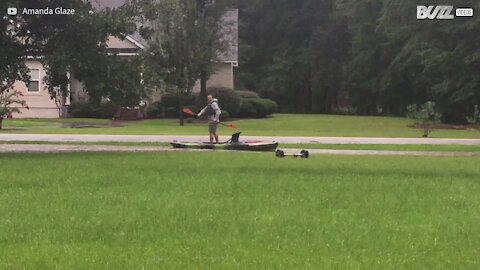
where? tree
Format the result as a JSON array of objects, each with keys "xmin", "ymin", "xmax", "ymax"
[
  {"xmin": 235, "ymin": 0, "xmax": 480, "ymax": 123},
  {"xmin": 406, "ymin": 101, "xmax": 442, "ymax": 138},
  {"xmin": 309, "ymin": 0, "xmax": 350, "ymax": 113},
  {"xmin": 141, "ymin": 0, "xmax": 200, "ymax": 125},
  {"xmin": 134, "ymin": 0, "xmax": 231, "ymax": 125},
  {"xmin": 195, "ymin": 0, "xmax": 233, "ymax": 103},
  {"xmin": 379, "ymin": 0, "xmax": 480, "ymax": 122},
  {"xmin": 236, "ymin": 0, "xmax": 349, "ymax": 113},
  {"xmin": 38, "ymin": 2, "xmax": 139, "ymax": 109},
  {"xmin": 1, "ymin": 1, "xmax": 30, "ymax": 96},
  {"xmin": 0, "ymin": 90, "xmax": 29, "ymax": 130},
  {"xmin": 343, "ymin": 0, "xmax": 386, "ymax": 115},
  {"xmin": 2, "ymin": 0, "xmax": 139, "ymax": 114}
]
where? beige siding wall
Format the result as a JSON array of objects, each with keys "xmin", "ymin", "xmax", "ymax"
[
  {"xmin": 11, "ymin": 60, "xmax": 59, "ymax": 118},
  {"xmin": 70, "ymin": 77, "xmax": 89, "ymax": 103},
  {"xmin": 193, "ymin": 63, "xmax": 235, "ymax": 93}
]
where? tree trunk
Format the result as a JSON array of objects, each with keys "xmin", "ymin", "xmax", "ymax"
[
  {"xmin": 0, "ymin": 117, "xmax": 3, "ymax": 130},
  {"xmin": 179, "ymin": 108, "xmax": 185, "ymax": 126},
  {"xmin": 200, "ymin": 70, "xmax": 208, "ymax": 103},
  {"xmin": 179, "ymin": 93, "xmax": 185, "ymax": 126}
]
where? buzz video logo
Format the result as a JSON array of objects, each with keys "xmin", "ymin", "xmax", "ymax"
[
  {"xmin": 7, "ymin": 7, "xmax": 18, "ymax": 16},
  {"xmin": 417, "ymin": 5, "xmax": 474, "ymax": 20},
  {"xmin": 417, "ymin": 5, "xmax": 454, "ymax": 20}
]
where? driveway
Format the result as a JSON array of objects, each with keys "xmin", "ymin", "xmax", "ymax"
[{"xmin": 1, "ymin": 134, "xmax": 480, "ymax": 145}]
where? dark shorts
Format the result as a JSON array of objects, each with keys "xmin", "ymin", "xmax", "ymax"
[{"xmin": 209, "ymin": 121, "xmax": 218, "ymax": 133}]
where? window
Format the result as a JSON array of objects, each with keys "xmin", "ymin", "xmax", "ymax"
[{"xmin": 28, "ymin": 68, "xmax": 40, "ymax": 92}]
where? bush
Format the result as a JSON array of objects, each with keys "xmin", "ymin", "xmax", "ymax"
[
  {"xmin": 466, "ymin": 105, "xmax": 480, "ymax": 125},
  {"xmin": 238, "ymin": 98, "xmax": 278, "ymax": 118},
  {"xmin": 145, "ymin": 101, "xmax": 162, "ymax": 118},
  {"xmin": 252, "ymin": 98, "xmax": 277, "ymax": 117},
  {"xmin": 198, "ymin": 87, "xmax": 241, "ymax": 117},
  {"xmin": 236, "ymin": 90, "xmax": 260, "ymax": 99},
  {"xmin": 220, "ymin": 110, "xmax": 230, "ymax": 121},
  {"xmin": 239, "ymin": 99, "xmax": 256, "ymax": 118},
  {"xmin": 332, "ymin": 106, "xmax": 358, "ymax": 115},
  {"xmin": 69, "ymin": 102, "xmax": 117, "ymax": 119},
  {"xmin": 163, "ymin": 107, "xmax": 180, "ymax": 118},
  {"xmin": 160, "ymin": 92, "xmax": 196, "ymax": 118},
  {"xmin": 406, "ymin": 101, "xmax": 442, "ymax": 137}
]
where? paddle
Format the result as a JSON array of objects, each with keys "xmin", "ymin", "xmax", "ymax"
[{"xmin": 182, "ymin": 108, "xmax": 238, "ymax": 129}]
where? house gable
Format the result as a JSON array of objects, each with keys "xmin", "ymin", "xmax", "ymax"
[
  {"xmin": 106, "ymin": 36, "xmax": 140, "ymax": 49},
  {"xmin": 106, "ymin": 35, "xmax": 145, "ymax": 55}
]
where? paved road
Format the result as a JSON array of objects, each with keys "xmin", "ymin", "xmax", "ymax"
[
  {"xmin": 1, "ymin": 144, "xmax": 479, "ymax": 157},
  {"xmin": 1, "ymin": 134, "xmax": 480, "ymax": 145}
]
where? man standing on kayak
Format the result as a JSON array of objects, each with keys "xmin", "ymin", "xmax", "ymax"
[{"xmin": 198, "ymin": 95, "xmax": 222, "ymax": 144}]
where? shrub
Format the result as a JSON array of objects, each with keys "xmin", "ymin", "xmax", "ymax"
[
  {"xmin": 145, "ymin": 101, "xmax": 162, "ymax": 118},
  {"xmin": 220, "ymin": 110, "xmax": 230, "ymax": 121},
  {"xmin": 0, "ymin": 90, "xmax": 30, "ymax": 129},
  {"xmin": 69, "ymin": 101, "xmax": 117, "ymax": 119},
  {"xmin": 466, "ymin": 105, "xmax": 480, "ymax": 125},
  {"xmin": 199, "ymin": 87, "xmax": 241, "ymax": 117},
  {"xmin": 406, "ymin": 101, "xmax": 442, "ymax": 137},
  {"xmin": 238, "ymin": 98, "xmax": 278, "ymax": 118},
  {"xmin": 252, "ymin": 98, "xmax": 277, "ymax": 117},
  {"xmin": 238, "ymin": 99, "xmax": 256, "ymax": 118},
  {"xmin": 332, "ymin": 106, "xmax": 358, "ymax": 115},
  {"xmin": 163, "ymin": 107, "xmax": 179, "ymax": 118},
  {"xmin": 160, "ymin": 92, "xmax": 196, "ymax": 118},
  {"xmin": 236, "ymin": 90, "xmax": 260, "ymax": 99}
]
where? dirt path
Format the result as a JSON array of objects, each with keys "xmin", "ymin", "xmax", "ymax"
[
  {"xmin": 1, "ymin": 144, "xmax": 479, "ymax": 157},
  {"xmin": 0, "ymin": 144, "xmax": 179, "ymax": 153}
]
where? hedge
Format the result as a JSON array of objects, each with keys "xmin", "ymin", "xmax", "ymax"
[
  {"xmin": 69, "ymin": 102, "xmax": 117, "ymax": 119},
  {"xmin": 236, "ymin": 90, "xmax": 260, "ymax": 99},
  {"xmin": 238, "ymin": 98, "xmax": 278, "ymax": 118}
]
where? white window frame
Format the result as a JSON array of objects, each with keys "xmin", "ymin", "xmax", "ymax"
[{"xmin": 27, "ymin": 68, "xmax": 40, "ymax": 92}]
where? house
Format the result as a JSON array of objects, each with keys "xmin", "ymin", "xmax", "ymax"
[{"xmin": 11, "ymin": 1, "xmax": 238, "ymax": 118}]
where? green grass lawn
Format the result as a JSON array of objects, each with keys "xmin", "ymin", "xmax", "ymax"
[
  {"xmin": 1, "ymin": 152, "xmax": 479, "ymax": 269},
  {"xmin": 2, "ymin": 114, "xmax": 480, "ymax": 138}
]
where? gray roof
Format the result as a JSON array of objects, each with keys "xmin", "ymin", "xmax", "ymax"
[{"xmin": 90, "ymin": 0, "xmax": 126, "ymax": 9}]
